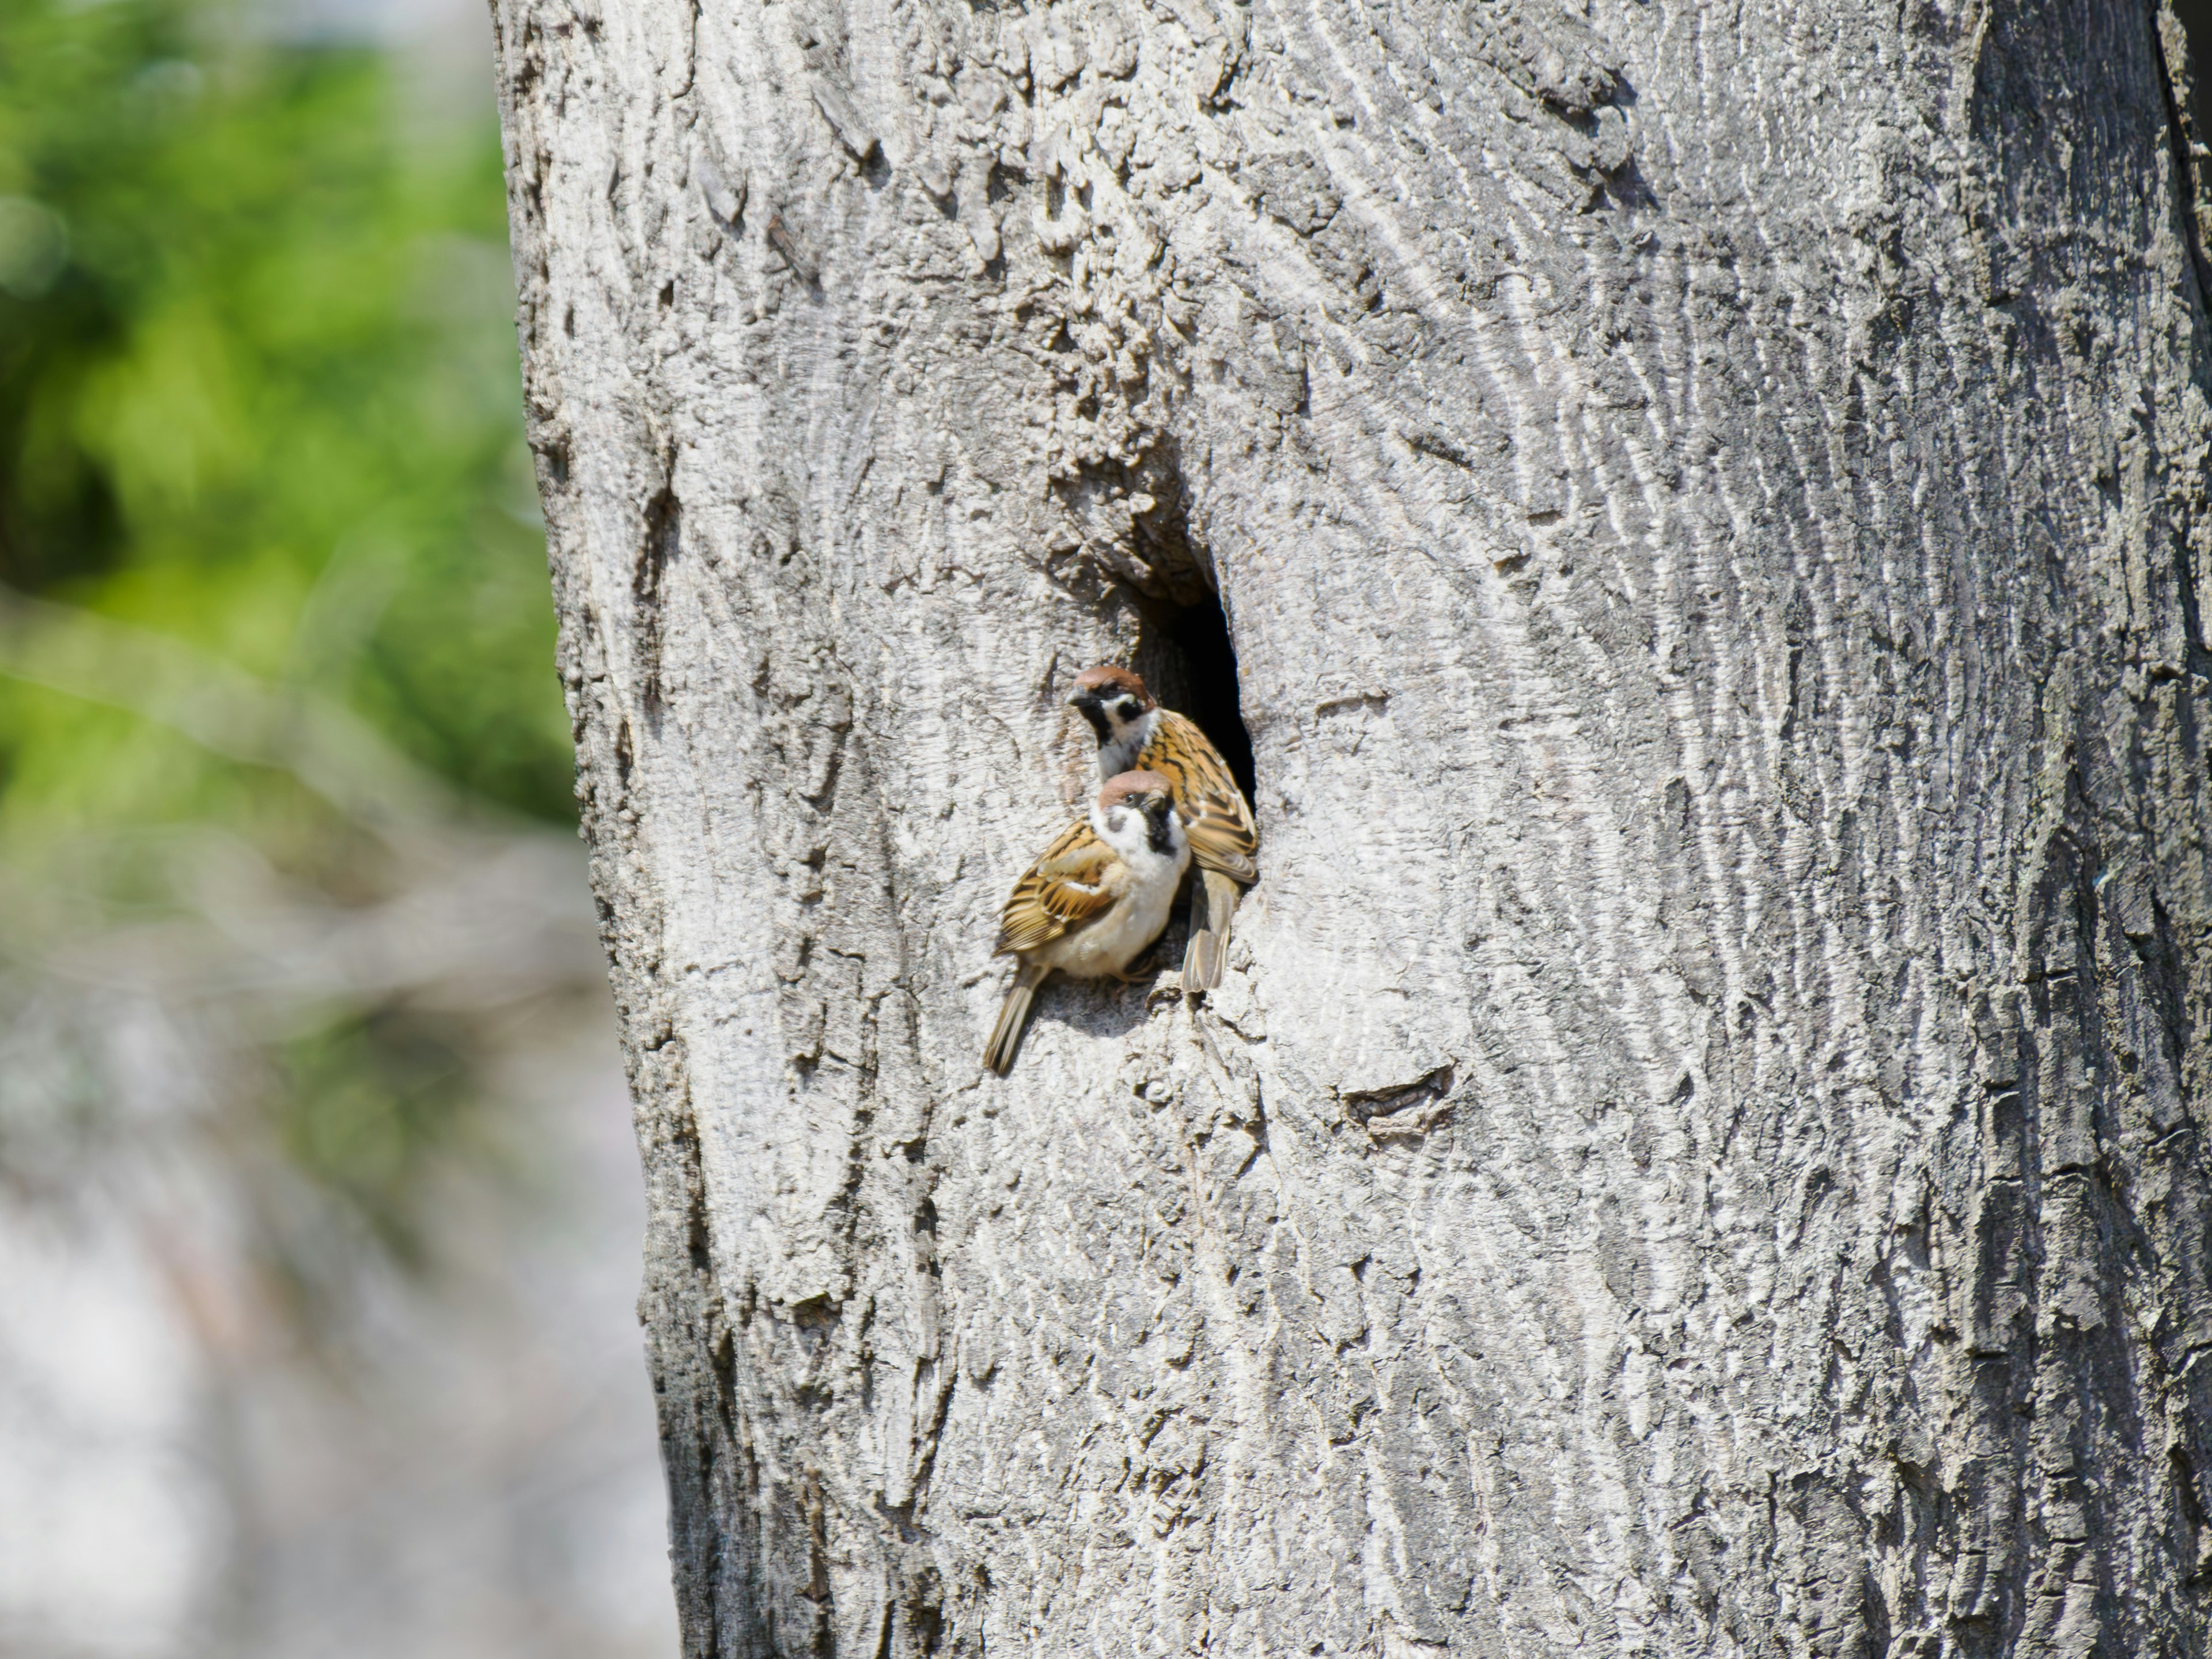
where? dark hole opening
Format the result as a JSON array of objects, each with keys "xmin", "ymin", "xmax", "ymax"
[
  {"xmin": 1131, "ymin": 584, "xmax": 1257, "ymax": 808},
  {"xmin": 2179, "ymin": 1, "xmax": 2212, "ymax": 147}
]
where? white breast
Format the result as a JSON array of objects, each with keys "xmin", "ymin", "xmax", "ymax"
[
  {"xmin": 1096, "ymin": 709, "xmax": 1160, "ymax": 781},
  {"xmin": 1035, "ymin": 802, "xmax": 1188, "ymax": 979}
]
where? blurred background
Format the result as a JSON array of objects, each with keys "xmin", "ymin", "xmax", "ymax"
[{"xmin": 0, "ymin": 0, "xmax": 677, "ymax": 1650}]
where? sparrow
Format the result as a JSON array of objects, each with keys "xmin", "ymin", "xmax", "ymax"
[
  {"xmin": 1067, "ymin": 664, "xmax": 1257, "ymax": 991},
  {"xmin": 983, "ymin": 770, "xmax": 1191, "ymax": 1075}
]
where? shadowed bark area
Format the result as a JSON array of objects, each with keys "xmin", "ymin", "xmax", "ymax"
[{"xmin": 493, "ymin": 0, "xmax": 2212, "ymax": 1650}]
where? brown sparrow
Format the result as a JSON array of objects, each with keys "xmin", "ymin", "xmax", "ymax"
[
  {"xmin": 1067, "ymin": 665, "xmax": 1257, "ymax": 991},
  {"xmin": 983, "ymin": 770, "xmax": 1191, "ymax": 1075}
]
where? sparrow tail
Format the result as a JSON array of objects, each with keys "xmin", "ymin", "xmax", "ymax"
[
  {"xmin": 1181, "ymin": 869, "xmax": 1243, "ymax": 993},
  {"xmin": 984, "ymin": 961, "xmax": 1052, "ymax": 1075}
]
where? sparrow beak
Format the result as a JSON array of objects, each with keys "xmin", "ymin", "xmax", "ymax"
[{"xmin": 1067, "ymin": 691, "xmax": 1100, "ymax": 711}]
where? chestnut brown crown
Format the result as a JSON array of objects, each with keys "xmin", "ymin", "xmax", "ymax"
[
  {"xmin": 1096, "ymin": 769, "xmax": 1174, "ymax": 810},
  {"xmin": 1069, "ymin": 665, "xmax": 1157, "ymax": 710}
]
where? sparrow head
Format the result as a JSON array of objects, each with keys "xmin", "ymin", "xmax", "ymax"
[
  {"xmin": 1067, "ymin": 664, "xmax": 1157, "ymax": 746},
  {"xmin": 1094, "ymin": 768, "xmax": 1184, "ymax": 857}
]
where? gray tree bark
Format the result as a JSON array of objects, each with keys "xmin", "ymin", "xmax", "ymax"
[{"xmin": 491, "ymin": 0, "xmax": 2212, "ymax": 1649}]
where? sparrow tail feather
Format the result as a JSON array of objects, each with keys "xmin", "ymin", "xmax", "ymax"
[
  {"xmin": 1183, "ymin": 927, "xmax": 1224, "ymax": 991},
  {"xmin": 984, "ymin": 961, "xmax": 1052, "ymax": 1075},
  {"xmin": 1181, "ymin": 869, "xmax": 1243, "ymax": 993}
]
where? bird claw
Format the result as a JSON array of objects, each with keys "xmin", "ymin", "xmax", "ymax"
[{"xmin": 1112, "ymin": 946, "xmax": 1165, "ymax": 984}]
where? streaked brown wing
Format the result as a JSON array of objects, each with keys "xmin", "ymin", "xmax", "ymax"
[
  {"xmin": 994, "ymin": 819, "xmax": 1123, "ymax": 954},
  {"xmin": 1184, "ymin": 815, "xmax": 1259, "ymax": 883},
  {"xmin": 1143, "ymin": 711, "xmax": 1258, "ymax": 881}
]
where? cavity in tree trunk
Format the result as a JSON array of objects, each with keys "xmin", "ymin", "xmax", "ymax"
[{"xmin": 491, "ymin": 0, "xmax": 2212, "ymax": 1650}]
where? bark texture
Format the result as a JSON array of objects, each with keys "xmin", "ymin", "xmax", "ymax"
[{"xmin": 491, "ymin": 0, "xmax": 2212, "ymax": 1650}]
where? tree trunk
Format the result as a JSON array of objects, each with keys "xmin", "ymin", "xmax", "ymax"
[{"xmin": 490, "ymin": 0, "xmax": 2212, "ymax": 1648}]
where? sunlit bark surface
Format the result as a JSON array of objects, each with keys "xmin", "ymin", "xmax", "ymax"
[{"xmin": 493, "ymin": 0, "xmax": 2212, "ymax": 1649}]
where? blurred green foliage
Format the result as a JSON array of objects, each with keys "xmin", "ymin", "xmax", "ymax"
[
  {"xmin": 278, "ymin": 1005, "xmax": 480, "ymax": 1269},
  {"xmin": 0, "ymin": 0, "xmax": 578, "ymax": 1281},
  {"xmin": 0, "ymin": 0, "xmax": 567, "ymax": 834}
]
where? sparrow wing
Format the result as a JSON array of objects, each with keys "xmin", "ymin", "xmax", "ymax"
[
  {"xmin": 1145, "ymin": 711, "xmax": 1259, "ymax": 882},
  {"xmin": 994, "ymin": 819, "xmax": 1125, "ymax": 954}
]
